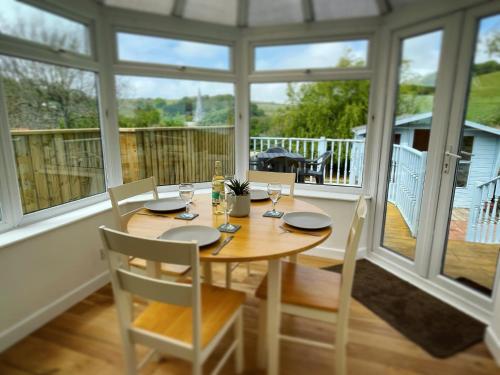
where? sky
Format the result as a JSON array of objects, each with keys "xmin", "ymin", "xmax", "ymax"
[
  {"xmin": 254, "ymin": 40, "xmax": 369, "ymax": 71},
  {"xmin": 117, "ymin": 32, "xmax": 230, "ymax": 70},
  {"xmin": 475, "ymin": 14, "xmax": 500, "ymax": 64},
  {"xmin": 0, "ymin": 0, "xmax": 89, "ymax": 54}
]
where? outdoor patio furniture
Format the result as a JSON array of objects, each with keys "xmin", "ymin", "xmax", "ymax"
[
  {"xmin": 298, "ymin": 151, "xmax": 332, "ymax": 184},
  {"xmin": 263, "ymin": 156, "xmax": 301, "ymax": 177},
  {"xmin": 256, "ymin": 151, "xmax": 305, "ymax": 172},
  {"xmin": 266, "ymin": 147, "xmax": 287, "ymax": 153}
]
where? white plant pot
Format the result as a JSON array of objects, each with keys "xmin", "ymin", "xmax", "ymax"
[{"xmin": 229, "ymin": 195, "xmax": 251, "ymax": 217}]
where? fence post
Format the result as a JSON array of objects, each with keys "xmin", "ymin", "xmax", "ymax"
[{"xmin": 466, "ymin": 183, "xmax": 483, "ymax": 242}]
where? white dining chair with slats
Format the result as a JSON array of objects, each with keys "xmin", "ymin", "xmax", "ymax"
[
  {"xmin": 99, "ymin": 226, "xmax": 246, "ymax": 375},
  {"xmin": 108, "ymin": 177, "xmax": 190, "ymax": 278},
  {"xmin": 255, "ymin": 195, "xmax": 367, "ymax": 375}
]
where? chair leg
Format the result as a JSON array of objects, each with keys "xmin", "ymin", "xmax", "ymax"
[
  {"xmin": 256, "ymin": 301, "xmax": 267, "ymax": 369},
  {"xmin": 122, "ymin": 333, "xmax": 137, "ymax": 375},
  {"xmin": 225, "ymin": 263, "xmax": 232, "ymax": 289},
  {"xmin": 235, "ymin": 309, "xmax": 244, "ymax": 373},
  {"xmin": 203, "ymin": 262, "xmax": 213, "ymax": 284},
  {"xmin": 335, "ymin": 325, "xmax": 348, "ymax": 375},
  {"xmin": 246, "ymin": 262, "xmax": 251, "ymax": 276}
]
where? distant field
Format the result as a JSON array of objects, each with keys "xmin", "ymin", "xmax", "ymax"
[
  {"xmin": 466, "ymin": 71, "xmax": 500, "ymax": 128},
  {"xmin": 254, "ymin": 101, "xmax": 284, "ymax": 115}
]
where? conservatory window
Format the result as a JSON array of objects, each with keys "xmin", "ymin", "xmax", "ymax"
[
  {"xmin": 249, "ymin": 80, "xmax": 370, "ymax": 187},
  {"xmin": 116, "ymin": 32, "xmax": 231, "ymax": 71},
  {"xmin": 0, "ymin": 55, "xmax": 105, "ymax": 214},
  {"xmin": 115, "ymin": 75, "xmax": 235, "ymax": 185},
  {"xmin": 254, "ymin": 39, "xmax": 369, "ymax": 71},
  {"xmin": 0, "ymin": 0, "xmax": 90, "ymax": 55}
]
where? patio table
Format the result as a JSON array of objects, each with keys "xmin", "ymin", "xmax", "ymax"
[
  {"xmin": 256, "ymin": 151, "xmax": 306, "ymax": 171},
  {"xmin": 126, "ymin": 193, "xmax": 332, "ymax": 375}
]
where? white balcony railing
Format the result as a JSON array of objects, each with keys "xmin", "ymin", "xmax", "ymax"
[
  {"xmin": 250, "ymin": 136, "xmax": 365, "ymax": 187},
  {"xmin": 466, "ymin": 176, "xmax": 500, "ymax": 244}
]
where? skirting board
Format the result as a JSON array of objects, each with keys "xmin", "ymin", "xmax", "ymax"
[
  {"xmin": 0, "ymin": 271, "xmax": 109, "ymax": 353},
  {"xmin": 485, "ymin": 327, "xmax": 500, "ymax": 366},
  {"xmin": 304, "ymin": 246, "xmax": 367, "ymax": 260}
]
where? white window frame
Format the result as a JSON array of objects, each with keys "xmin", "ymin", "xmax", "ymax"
[
  {"xmin": 245, "ymin": 26, "xmax": 378, "ymax": 195},
  {"xmin": 107, "ymin": 8, "xmax": 239, "ymax": 192},
  {"xmin": 0, "ymin": 0, "xmax": 112, "ymax": 231}
]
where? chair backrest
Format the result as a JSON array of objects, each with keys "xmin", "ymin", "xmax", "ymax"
[
  {"xmin": 247, "ymin": 170, "xmax": 296, "ymax": 197},
  {"xmin": 339, "ymin": 196, "xmax": 367, "ymax": 314},
  {"xmin": 317, "ymin": 151, "xmax": 332, "ymax": 171},
  {"xmin": 108, "ymin": 177, "xmax": 159, "ymax": 231},
  {"xmin": 99, "ymin": 226, "xmax": 202, "ymax": 349},
  {"xmin": 266, "ymin": 147, "xmax": 287, "ymax": 153}
]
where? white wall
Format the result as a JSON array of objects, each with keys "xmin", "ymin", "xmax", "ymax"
[
  {"xmin": 0, "ymin": 196, "xmax": 364, "ymax": 352},
  {"xmin": 486, "ymin": 287, "xmax": 500, "ymax": 365},
  {"xmin": 0, "ymin": 209, "xmax": 114, "ymax": 352}
]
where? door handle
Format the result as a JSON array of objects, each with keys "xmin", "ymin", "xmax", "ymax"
[
  {"xmin": 443, "ymin": 147, "xmax": 462, "ymax": 175},
  {"xmin": 445, "ymin": 151, "xmax": 462, "ymax": 159}
]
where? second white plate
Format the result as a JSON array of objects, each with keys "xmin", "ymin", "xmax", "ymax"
[
  {"xmin": 250, "ymin": 189, "xmax": 269, "ymax": 201},
  {"xmin": 283, "ymin": 212, "xmax": 332, "ymax": 230},
  {"xmin": 159, "ymin": 225, "xmax": 221, "ymax": 247}
]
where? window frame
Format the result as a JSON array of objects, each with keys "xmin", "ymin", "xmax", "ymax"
[
  {"xmin": 246, "ymin": 31, "xmax": 377, "ymax": 194},
  {"xmin": 252, "ymin": 36, "xmax": 372, "ymax": 74},
  {"xmin": 0, "ymin": 0, "xmax": 110, "ymax": 232},
  {"xmin": 0, "ymin": 0, "xmax": 96, "ymax": 60},
  {"xmin": 114, "ymin": 29, "xmax": 234, "ymax": 74}
]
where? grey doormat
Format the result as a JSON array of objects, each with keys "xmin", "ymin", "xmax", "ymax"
[{"xmin": 325, "ymin": 260, "xmax": 485, "ymax": 358}]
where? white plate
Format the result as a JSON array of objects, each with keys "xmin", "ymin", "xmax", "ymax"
[
  {"xmin": 159, "ymin": 225, "xmax": 221, "ymax": 247},
  {"xmin": 144, "ymin": 198, "xmax": 185, "ymax": 213},
  {"xmin": 283, "ymin": 212, "xmax": 332, "ymax": 230},
  {"xmin": 250, "ymin": 189, "xmax": 269, "ymax": 201}
]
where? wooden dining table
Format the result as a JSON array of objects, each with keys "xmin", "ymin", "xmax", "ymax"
[{"xmin": 126, "ymin": 193, "xmax": 332, "ymax": 375}]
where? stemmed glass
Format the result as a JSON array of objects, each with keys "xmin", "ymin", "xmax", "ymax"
[
  {"xmin": 267, "ymin": 183, "xmax": 282, "ymax": 217},
  {"xmin": 178, "ymin": 183, "xmax": 195, "ymax": 219},
  {"xmin": 219, "ymin": 190, "xmax": 236, "ymax": 231}
]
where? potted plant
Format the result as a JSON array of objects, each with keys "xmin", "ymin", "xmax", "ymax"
[{"xmin": 226, "ymin": 178, "xmax": 251, "ymax": 217}]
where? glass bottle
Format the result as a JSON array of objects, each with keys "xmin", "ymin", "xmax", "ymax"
[{"xmin": 211, "ymin": 161, "xmax": 224, "ymax": 214}]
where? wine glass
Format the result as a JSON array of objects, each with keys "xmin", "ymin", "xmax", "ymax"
[
  {"xmin": 179, "ymin": 183, "xmax": 195, "ymax": 218},
  {"xmin": 220, "ymin": 190, "xmax": 236, "ymax": 231},
  {"xmin": 267, "ymin": 183, "xmax": 282, "ymax": 217}
]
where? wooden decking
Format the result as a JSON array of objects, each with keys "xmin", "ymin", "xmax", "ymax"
[
  {"xmin": 1, "ymin": 256, "xmax": 499, "ymax": 375},
  {"xmin": 383, "ymin": 203, "xmax": 500, "ymax": 291}
]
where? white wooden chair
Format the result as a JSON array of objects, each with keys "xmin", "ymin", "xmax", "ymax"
[
  {"xmin": 255, "ymin": 196, "xmax": 367, "ymax": 375},
  {"xmin": 108, "ymin": 177, "xmax": 190, "ymax": 278},
  {"xmin": 99, "ymin": 226, "xmax": 246, "ymax": 375},
  {"xmin": 247, "ymin": 170, "xmax": 296, "ymax": 197}
]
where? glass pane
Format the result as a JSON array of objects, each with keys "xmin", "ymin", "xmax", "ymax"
[
  {"xmin": 116, "ymin": 75, "xmax": 235, "ymax": 185},
  {"xmin": 0, "ymin": 55, "xmax": 105, "ymax": 214},
  {"xmin": 249, "ymin": 80, "xmax": 370, "ymax": 186},
  {"xmin": 381, "ymin": 30, "xmax": 443, "ymax": 260},
  {"xmin": 254, "ymin": 40, "xmax": 369, "ymax": 71},
  {"xmin": 441, "ymin": 13, "xmax": 500, "ymax": 296},
  {"xmin": 117, "ymin": 33, "xmax": 231, "ymax": 71},
  {"xmin": 0, "ymin": 0, "xmax": 90, "ymax": 55}
]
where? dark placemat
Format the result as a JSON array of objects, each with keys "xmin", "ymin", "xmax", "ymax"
[
  {"xmin": 325, "ymin": 260, "xmax": 486, "ymax": 358},
  {"xmin": 263, "ymin": 210, "xmax": 284, "ymax": 218}
]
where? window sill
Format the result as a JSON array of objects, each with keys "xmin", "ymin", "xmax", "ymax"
[{"xmin": 0, "ymin": 187, "xmax": 366, "ymax": 249}]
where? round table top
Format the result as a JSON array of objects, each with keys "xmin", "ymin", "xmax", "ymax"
[{"xmin": 126, "ymin": 193, "xmax": 332, "ymax": 262}]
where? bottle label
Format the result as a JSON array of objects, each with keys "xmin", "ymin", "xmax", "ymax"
[{"xmin": 212, "ymin": 191, "xmax": 220, "ymax": 201}]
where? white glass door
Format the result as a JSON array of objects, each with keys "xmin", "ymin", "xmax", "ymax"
[
  {"xmin": 373, "ymin": 14, "xmax": 462, "ymax": 275},
  {"xmin": 429, "ymin": 3, "xmax": 500, "ymax": 309}
]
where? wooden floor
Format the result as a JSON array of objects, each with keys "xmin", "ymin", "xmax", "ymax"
[
  {"xmin": 383, "ymin": 203, "xmax": 499, "ymax": 291},
  {"xmin": 1, "ymin": 255, "xmax": 499, "ymax": 375}
]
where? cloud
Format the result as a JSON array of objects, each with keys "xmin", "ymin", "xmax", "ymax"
[{"xmin": 401, "ymin": 31, "xmax": 442, "ymax": 77}]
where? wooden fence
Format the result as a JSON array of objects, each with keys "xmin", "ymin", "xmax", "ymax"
[{"xmin": 11, "ymin": 126, "xmax": 235, "ymax": 214}]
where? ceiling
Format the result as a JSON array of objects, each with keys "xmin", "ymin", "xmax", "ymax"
[{"xmin": 102, "ymin": 0, "xmax": 422, "ymax": 27}]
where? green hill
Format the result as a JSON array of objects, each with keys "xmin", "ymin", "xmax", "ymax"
[{"xmin": 466, "ymin": 70, "xmax": 500, "ymax": 128}]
